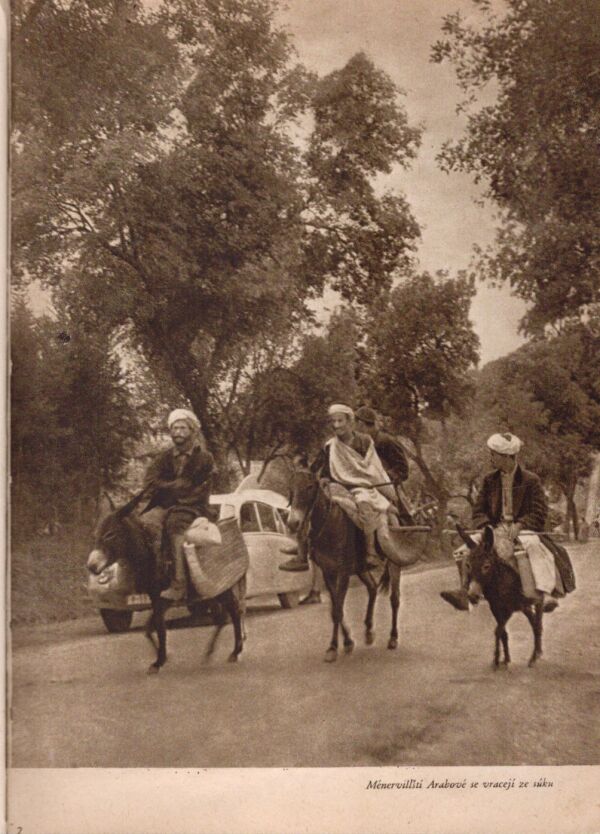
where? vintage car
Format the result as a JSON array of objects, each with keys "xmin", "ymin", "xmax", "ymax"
[{"xmin": 89, "ymin": 488, "xmax": 311, "ymax": 633}]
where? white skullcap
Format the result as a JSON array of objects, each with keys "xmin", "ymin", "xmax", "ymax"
[
  {"xmin": 167, "ymin": 408, "xmax": 201, "ymax": 431},
  {"xmin": 487, "ymin": 432, "xmax": 522, "ymax": 456},
  {"xmin": 328, "ymin": 403, "xmax": 354, "ymax": 417}
]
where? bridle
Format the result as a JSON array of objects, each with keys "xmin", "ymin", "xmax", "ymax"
[{"xmin": 291, "ymin": 472, "xmax": 333, "ymax": 547}]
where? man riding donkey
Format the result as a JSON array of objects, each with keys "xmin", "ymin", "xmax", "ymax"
[
  {"xmin": 139, "ymin": 408, "xmax": 215, "ymax": 601},
  {"xmin": 441, "ymin": 432, "xmax": 564, "ymax": 613},
  {"xmin": 280, "ymin": 403, "xmax": 408, "ymax": 573}
]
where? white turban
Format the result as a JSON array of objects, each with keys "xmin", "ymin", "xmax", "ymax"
[
  {"xmin": 487, "ymin": 432, "xmax": 522, "ymax": 456},
  {"xmin": 167, "ymin": 408, "xmax": 201, "ymax": 431},
  {"xmin": 328, "ymin": 403, "xmax": 354, "ymax": 417}
]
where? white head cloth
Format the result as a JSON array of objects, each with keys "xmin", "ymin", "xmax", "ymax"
[
  {"xmin": 487, "ymin": 432, "xmax": 522, "ymax": 456},
  {"xmin": 328, "ymin": 403, "xmax": 354, "ymax": 417},
  {"xmin": 167, "ymin": 408, "xmax": 201, "ymax": 431}
]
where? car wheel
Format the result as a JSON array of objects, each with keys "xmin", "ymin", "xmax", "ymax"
[
  {"xmin": 278, "ymin": 591, "xmax": 300, "ymax": 609},
  {"xmin": 100, "ymin": 609, "xmax": 133, "ymax": 633}
]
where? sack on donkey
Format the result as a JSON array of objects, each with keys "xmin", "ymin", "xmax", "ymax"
[
  {"xmin": 539, "ymin": 534, "xmax": 576, "ymax": 594},
  {"xmin": 184, "ymin": 516, "xmax": 222, "ymax": 547},
  {"xmin": 183, "ymin": 517, "xmax": 249, "ymax": 599}
]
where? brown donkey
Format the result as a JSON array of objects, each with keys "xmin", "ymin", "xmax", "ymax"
[{"xmin": 457, "ymin": 524, "xmax": 544, "ymax": 668}]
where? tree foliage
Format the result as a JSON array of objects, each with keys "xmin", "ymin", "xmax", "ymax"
[
  {"xmin": 11, "ymin": 301, "xmax": 142, "ymax": 537},
  {"xmin": 223, "ymin": 308, "xmax": 361, "ymax": 470},
  {"xmin": 433, "ymin": 0, "xmax": 600, "ymax": 333},
  {"xmin": 13, "ymin": 0, "xmax": 422, "ymax": 454},
  {"xmin": 358, "ymin": 271, "xmax": 480, "ymax": 530}
]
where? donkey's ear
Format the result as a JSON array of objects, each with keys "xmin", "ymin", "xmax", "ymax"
[
  {"xmin": 483, "ymin": 525, "xmax": 494, "ymax": 548},
  {"xmin": 456, "ymin": 523, "xmax": 477, "ymax": 550}
]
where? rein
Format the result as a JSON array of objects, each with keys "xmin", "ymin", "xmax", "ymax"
[
  {"xmin": 308, "ymin": 486, "xmax": 334, "ymax": 546},
  {"xmin": 294, "ymin": 481, "xmax": 332, "ymax": 548}
]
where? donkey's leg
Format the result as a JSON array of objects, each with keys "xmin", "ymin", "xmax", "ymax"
[
  {"xmin": 204, "ymin": 601, "xmax": 228, "ymax": 662},
  {"xmin": 148, "ymin": 598, "xmax": 168, "ymax": 674},
  {"xmin": 500, "ymin": 625, "xmax": 510, "ymax": 665},
  {"xmin": 388, "ymin": 563, "xmax": 401, "ymax": 650},
  {"xmin": 357, "ymin": 570, "xmax": 378, "ymax": 645},
  {"xmin": 493, "ymin": 622, "xmax": 504, "ymax": 668},
  {"xmin": 335, "ymin": 572, "xmax": 354, "ymax": 654},
  {"xmin": 322, "ymin": 571, "xmax": 340, "ymax": 662},
  {"xmin": 223, "ymin": 590, "xmax": 244, "ymax": 663},
  {"xmin": 144, "ymin": 609, "xmax": 158, "ymax": 652},
  {"xmin": 493, "ymin": 620, "xmax": 510, "ymax": 669},
  {"xmin": 524, "ymin": 602, "xmax": 543, "ymax": 667}
]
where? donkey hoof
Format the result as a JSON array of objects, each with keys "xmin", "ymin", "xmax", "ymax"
[
  {"xmin": 228, "ymin": 653, "xmax": 239, "ymax": 663},
  {"xmin": 324, "ymin": 648, "xmax": 337, "ymax": 663},
  {"xmin": 147, "ymin": 663, "xmax": 160, "ymax": 675},
  {"xmin": 365, "ymin": 631, "xmax": 375, "ymax": 646},
  {"xmin": 344, "ymin": 640, "xmax": 355, "ymax": 654},
  {"xmin": 387, "ymin": 638, "xmax": 398, "ymax": 650}
]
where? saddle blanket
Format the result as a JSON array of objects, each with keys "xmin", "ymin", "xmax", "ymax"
[{"xmin": 183, "ymin": 517, "xmax": 249, "ymax": 599}]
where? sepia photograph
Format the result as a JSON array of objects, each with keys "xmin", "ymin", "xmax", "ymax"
[{"xmin": 6, "ymin": 0, "xmax": 600, "ymax": 831}]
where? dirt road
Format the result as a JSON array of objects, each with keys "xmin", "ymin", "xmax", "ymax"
[{"xmin": 10, "ymin": 544, "xmax": 600, "ymax": 767}]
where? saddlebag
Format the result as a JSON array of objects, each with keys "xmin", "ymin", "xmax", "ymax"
[
  {"xmin": 539, "ymin": 533, "xmax": 576, "ymax": 594},
  {"xmin": 183, "ymin": 517, "xmax": 249, "ymax": 599}
]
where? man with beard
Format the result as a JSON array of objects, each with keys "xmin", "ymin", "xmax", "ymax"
[{"xmin": 141, "ymin": 409, "xmax": 214, "ymax": 601}]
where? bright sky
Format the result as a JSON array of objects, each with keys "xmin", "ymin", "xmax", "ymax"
[{"xmin": 279, "ymin": 0, "xmax": 527, "ymax": 364}]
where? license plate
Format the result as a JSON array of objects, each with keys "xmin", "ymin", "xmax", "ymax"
[{"xmin": 126, "ymin": 593, "xmax": 151, "ymax": 606}]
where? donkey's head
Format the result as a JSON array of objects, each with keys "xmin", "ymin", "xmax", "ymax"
[
  {"xmin": 287, "ymin": 462, "xmax": 318, "ymax": 535},
  {"xmin": 456, "ymin": 524, "xmax": 497, "ymax": 585},
  {"xmin": 87, "ymin": 504, "xmax": 138, "ymax": 576}
]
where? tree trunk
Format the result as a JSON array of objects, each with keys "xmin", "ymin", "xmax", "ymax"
[
  {"xmin": 566, "ymin": 493, "xmax": 579, "ymax": 541},
  {"xmin": 561, "ymin": 476, "xmax": 579, "ymax": 541}
]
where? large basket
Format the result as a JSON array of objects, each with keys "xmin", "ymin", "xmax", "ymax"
[{"xmin": 183, "ymin": 517, "xmax": 249, "ymax": 599}]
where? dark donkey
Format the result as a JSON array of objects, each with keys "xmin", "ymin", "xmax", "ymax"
[
  {"xmin": 87, "ymin": 496, "xmax": 245, "ymax": 673},
  {"xmin": 457, "ymin": 524, "xmax": 544, "ymax": 668},
  {"xmin": 288, "ymin": 466, "xmax": 410, "ymax": 661}
]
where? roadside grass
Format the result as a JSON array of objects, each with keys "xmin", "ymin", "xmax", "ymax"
[{"xmin": 10, "ymin": 527, "xmax": 95, "ymax": 626}]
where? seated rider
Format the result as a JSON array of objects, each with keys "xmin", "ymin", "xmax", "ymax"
[
  {"xmin": 440, "ymin": 432, "xmax": 559, "ymax": 613},
  {"xmin": 354, "ymin": 406, "xmax": 414, "ymax": 525},
  {"xmin": 140, "ymin": 408, "xmax": 215, "ymax": 601},
  {"xmin": 280, "ymin": 403, "xmax": 401, "ymax": 572}
]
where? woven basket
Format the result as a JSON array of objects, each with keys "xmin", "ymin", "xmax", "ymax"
[{"xmin": 183, "ymin": 517, "xmax": 249, "ymax": 599}]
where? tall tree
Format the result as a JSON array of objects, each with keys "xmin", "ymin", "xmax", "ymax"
[
  {"xmin": 11, "ymin": 302, "xmax": 142, "ymax": 537},
  {"xmin": 13, "ymin": 0, "xmax": 422, "ymax": 458},
  {"xmin": 433, "ymin": 0, "xmax": 600, "ymax": 333},
  {"xmin": 359, "ymin": 271, "xmax": 480, "ymax": 535},
  {"xmin": 240, "ymin": 307, "xmax": 362, "ymax": 466}
]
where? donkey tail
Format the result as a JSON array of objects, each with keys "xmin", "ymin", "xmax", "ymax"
[{"xmin": 378, "ymin": 563, "xmax": 391, "ymax": 595}]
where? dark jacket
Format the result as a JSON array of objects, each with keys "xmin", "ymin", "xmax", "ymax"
[
  {"xmin": 472, "ymin": 465, "xmax": 547, "ymax": 531},
  {"xmin": 372, "ymin": 430, "xmax": 409, "ymax": 483},
  {"xmin": 142, "ymin": 444, "xmax": 214, "ymax": 517}
]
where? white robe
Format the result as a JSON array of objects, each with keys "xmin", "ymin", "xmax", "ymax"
[{"xmin": 326, "ymin": 435, "xmax": 394, "ymax": 532}]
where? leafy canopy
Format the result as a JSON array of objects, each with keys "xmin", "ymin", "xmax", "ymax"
[
  {"xmin": 433, "ymin": 0, "xmax": 600, "ymax": 333},
  {"xmin": 13, "ymin": 0, "xmax": 422, "ymax": 450}
]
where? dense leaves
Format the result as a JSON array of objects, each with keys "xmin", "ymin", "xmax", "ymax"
[
  {"xmin": 358, "ymin": 271, "xmax": 480, "ymax": 531},
  {"xmin": 11, "ymin": 301, "xmax": 142, "ymax": 537},
  {"xmin": 13, "ymin": 0, "xmax": 422, "ymax": 452},
  {"xmin": 433, "ymin": 0, "xmax": 600, "ymax": 332}
]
